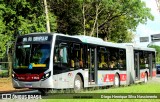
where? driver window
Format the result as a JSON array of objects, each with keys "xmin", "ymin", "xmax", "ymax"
[{"xmin": 54, "ymin": 41, "xmax": 68, "ymax": 64}]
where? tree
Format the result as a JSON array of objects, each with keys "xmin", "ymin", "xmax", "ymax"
[
  {"xmin": 0, "ymin": 0, "xmax": 57, "ymax": 77},
  {"xmin": 97, "ymin": 0, "xmax": 153, "ymax": 42},
  {"xmin": 3, "ymin": 0, "xmax": 45, "ymax": 37},
  {"xmin": 81, "ymin": 0, "xmax": 104, "ymax": 36},
  {"xmin": 48, "ymin": 0, "xmax": 83, "ymax": 35},
  {"xmin": 0, "ymin": 0, "xmax": 57, "ymax": 57},
  {"xmin": 2, "ymin": 0, "xmax": 57, "ymax": 37},
  {"xmin": 48, "ymin": 0, "xmax": 153, "ymax": 43},
  {"xmin": 0, "ymin": 2, "xmax": 11, "ymax": 58}
]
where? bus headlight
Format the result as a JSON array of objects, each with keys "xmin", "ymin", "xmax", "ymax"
[
  {"xmin": 12, "ymin": 73, "xmax": 18, "ymax": 81},
  {"xmin": 41, "ymin": 71, "xmax": 51, "ymax": 81},
  {"xmin": 12, "ymin": 73, "xmax": 14, "ymax": 78}
]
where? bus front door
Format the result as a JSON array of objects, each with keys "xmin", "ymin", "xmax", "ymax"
[
  {"xmin": 88, "ymin": 47, "xmax": 97, "ymax": 85},
  {"xmin": 135, "ymin": 53, "xmax": 140, "ymax": 80}
]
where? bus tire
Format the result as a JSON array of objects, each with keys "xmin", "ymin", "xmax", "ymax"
[
  {"xmin": 114, "ymin": 74, "xmax": 120, "ymax": 87},
  {"xmin": 74, "ymin": 75, "xmax": 83, "ymax": 91},
  {"xmin": 144, "ymin": 73, "xmax": 148, "ymax": 83}
]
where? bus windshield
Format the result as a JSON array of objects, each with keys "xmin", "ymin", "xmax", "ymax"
[{"xmin": 14, "ymin": 44, "xmax": 51, "ymax": 69}]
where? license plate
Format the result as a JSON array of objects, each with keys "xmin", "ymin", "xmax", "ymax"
[{"xmin": 24, "ymin": 83, "xmax": 32, "ymax": 88}]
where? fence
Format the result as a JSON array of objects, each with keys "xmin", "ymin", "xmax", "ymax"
[{"xmin": 0, "ymin": 62, "xmax": 11, "ymax": 78}]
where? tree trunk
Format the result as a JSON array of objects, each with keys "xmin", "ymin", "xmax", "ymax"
[
  {"xmin": 90, "ymin": 5, "xmax": 99, "ymax": 37},
  {"xmin": 82, "ymin": 3, "xmax": 86, "ymax": 36},
  {"xmin": 104, "ymin": 36, "xmax": 108, "ymax": 41},
  {"xmin": 7, "ymin": 53, "xmax": 12, "ymax": 78}
]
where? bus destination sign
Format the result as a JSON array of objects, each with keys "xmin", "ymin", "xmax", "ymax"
[{"xmin": 22, "ymin": 36, "xmax": 49, "ymax": 42}]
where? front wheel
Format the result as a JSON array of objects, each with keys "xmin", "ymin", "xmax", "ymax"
[
  {"xmin": 114, "ymin": 74, "xmax": 120, "ymax": 87},
  {"xmin": 74, "ymin": 75, "xmax": 83, "ymax": 91}
]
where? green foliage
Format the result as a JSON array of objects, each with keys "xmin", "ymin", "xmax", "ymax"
[
  {"xmin": 97, "ymin": 0, "xmax": 153, "ymax": 42},
  {"xmin": 48, "ymin": 0, "xmax": 82, "ymax": 35},
  {"xmin": 48, "ymin": 0, "xmax": 153, "ymax": 43},
  {"xmin": 0, "ymin": 0, "xmax": 154, "ymax": 58},
  {"xmin": 49, "ymin": 12, "xmax": 57, "ymax": 32},
  {"xmin": 0, "ymin": 3, "xmax": 11, "ymax": 58},
  {"xmin": 3, "ymin": 0, "xmax": 46, "ymax": 36},
  {"xmin": 0, "ymin": 0, "xmax": 57, "ymax": 58}
]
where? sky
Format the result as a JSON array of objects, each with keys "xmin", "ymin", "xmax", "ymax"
[{"xmin": 135, "ymin": 0, "xmax": 160, "ymax": 46}]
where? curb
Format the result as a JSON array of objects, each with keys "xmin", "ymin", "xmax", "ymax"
[{"xmin": 0, "ymin": 89, "xmax": 32, "ymax": 94}]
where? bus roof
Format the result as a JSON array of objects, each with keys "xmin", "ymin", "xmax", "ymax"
[
  {"xmin": 133, "ymin": 47, "xmax": 155, "ymax": 52},
  {"xmin": 121, "ymin": 43, "xmax": 155, "ymax": 52},
  {"xmin": 20, "ymin": 33, "xmax": 155, "ymax": 51},
  {"xmin": 52, "ymin": 33, "xmax": 126, "ymax": 49}
]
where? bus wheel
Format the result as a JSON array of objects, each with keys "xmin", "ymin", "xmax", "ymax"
[
  {"xmin": 114, "ymin": 74, "xmax": 120, "ymax": 87},
  {"xmin": 144, "ymin": 73, "xmax": 148, "ymax": 83},
  {"xmin": 74, "ymin": 75, "xmax": 83, "ymax": 91}
]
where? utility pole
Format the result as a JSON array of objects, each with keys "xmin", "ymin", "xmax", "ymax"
[{"xmin": 44, "ymin": 0, "xmax": 51, "ymax": 33}]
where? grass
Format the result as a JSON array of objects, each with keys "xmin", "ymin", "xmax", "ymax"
[
  {"xmin": 85, "ymin": 82, "xmax": 160, "ymax": 93},
  {"xmin": 40, "ymin": 81, "xmax": 160, "ymax": 102},
  {"xmin": 0, "ymin": 70, "xmax": 9, "ymax": 77}
]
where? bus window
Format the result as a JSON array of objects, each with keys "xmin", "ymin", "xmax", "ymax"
[
  {"xmin": 117, "ymin": 49, "xmax": 126, "ymax": 69},
  {"xmin": 54, "ymin": 42, "xmax": 68, "ymax": 64},
  {"xmin": 53, "ymin": 41, "xmax": 69, "ymax": 74},
  {"xmin": 139, "ymin": 51, "xmax": 149, "ymax": 69},
  {"xmin": 144, "ymin": 52, "xmax": 149, "ymax": 68},
  {"xmin": 39, "ymin": 45, "xmax": 50, "ymax": 64},
  {"xmin": 70, "ymin": 43, "xmax": 83, "ymax": 68},
  {"xmin": 108, "ymin": 48, "xmax": 118, "ymax": 69},
  {"xmin": 98, "ymin": 47, "xmax": 108, "ymax": 69},
  {"xmin": 14, "ymin": 44, "xmax": 51, "ymax": 69},
  {"xmin": 59, "ymin": 45, "xmax": 68, "ymax": 63}
]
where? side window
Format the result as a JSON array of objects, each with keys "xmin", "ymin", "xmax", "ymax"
[
  {"xmin": 70, "ymin": 43, "xmax": 84, "ymax": 68},
  {"xmin": 139, "ymin": 51, "xmax": 145, "ymax": 69},
  {"xmin": 59, "ymin": 43, "xmax": 68, "ymax": 63},
  {"xmin": 118, "ymin": 49, "xmax": 126, "ymax": 69},
  {"xmin": 54, "ymin": 41, "xmax": 68, "ymax": 64},
  {"xmin": 53, "ymin": 40, "xmax": 69, "ymax": 75},
  {"xmin": 144, "ymin": 52, "xmax": 149, "ymax": 68},
  {"xmin": 108, "ymin": 47, "xmax": 118, "ymax": 69},
  {"xmin": 97, "ymin": 47, "xmax": 126, "ymax": 69},
  {"xmin": 98, "ymin": 47, "xmax": 108, "ymax": 69},
  {"xmin": 54, "ymin": 43, "xmax": 59, "ymax": 63}
]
